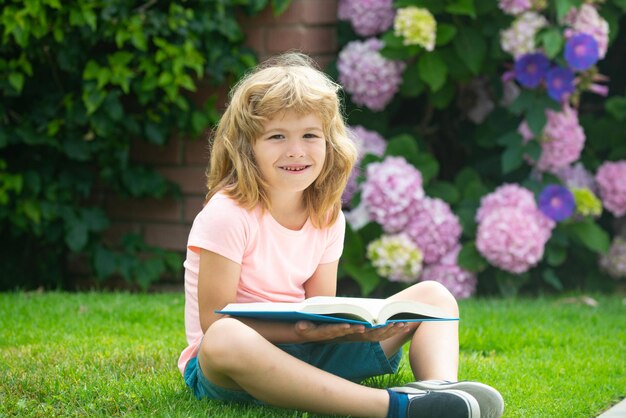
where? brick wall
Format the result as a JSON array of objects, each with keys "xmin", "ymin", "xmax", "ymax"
[{"xmin": 103, "ymin": 0, "xmax": 339, "ymax": 269}]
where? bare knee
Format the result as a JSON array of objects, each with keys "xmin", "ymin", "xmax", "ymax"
[
  {"xmin": 199, "ymin": 317, "xmax": 259, "ymax": 374},
  {"xmin": 410, "ymin": 281, "xmax": 459, "ymax": 316}
]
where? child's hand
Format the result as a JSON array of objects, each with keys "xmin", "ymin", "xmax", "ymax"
[
  {"xmin": 294, "ymin": 321, "xmax": 367, "ymax": 342},
  {"xmin": 294, "ymin": 321, "xmax": 413, "ymax": 343},
  {"xmin": 341, "ymin": 322, "xmax": 413, "ymax": 343}
]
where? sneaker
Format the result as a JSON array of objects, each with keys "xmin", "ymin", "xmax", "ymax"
[
  {"xmin": 395, "ymin": 380, "xmax": 504, "ymax": 418},
  {"xmin": 391, "ymin": 386, "xmax": 480, "ymax": 418}
]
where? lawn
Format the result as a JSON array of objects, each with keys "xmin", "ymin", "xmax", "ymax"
[{"xmin": 1, "ymin": 292, "xmax": 624, "ymax": 417}]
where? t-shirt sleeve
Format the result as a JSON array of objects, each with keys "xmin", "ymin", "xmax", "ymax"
[
  {"xmin": 319, "ymin": 211, "xmax": 346, "ymax": 264},
  {"xmin": 187, "ymin": 195, "xmax": 249, "ymax": 264}
]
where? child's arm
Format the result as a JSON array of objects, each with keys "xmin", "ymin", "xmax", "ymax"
[
  {"xmin": 303, "ymin": 260, "xmax": 339, "ymax": 298},
  {"xmin": 197, "ymin": 249, "xmax": 363, "ymax": 344}
]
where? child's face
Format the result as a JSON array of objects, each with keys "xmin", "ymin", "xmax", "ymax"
[{"xmin": 253, "ymin": 110, "xmax": 326, "ymax": 197}]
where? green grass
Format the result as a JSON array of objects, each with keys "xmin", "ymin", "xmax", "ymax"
[{"xmin": 1, "ymin": 292, "xmax": 624, "ymax": 417}]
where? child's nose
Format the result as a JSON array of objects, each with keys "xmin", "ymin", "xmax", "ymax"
[{"xmin": 286, "ymin": 139, "xmax": 305, "ymax": 157}]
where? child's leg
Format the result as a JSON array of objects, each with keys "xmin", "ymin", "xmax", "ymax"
[
  {"xmin": 198, "ymin": 317, "xmax": 390, "ymax": 417},
  {"xmin": 380, "ymin": 281, "xmax": 459, "ymax": 381}
]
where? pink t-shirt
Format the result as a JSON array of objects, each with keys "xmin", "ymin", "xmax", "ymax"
[{"xmin": 178, "ymin": 192, "xmax": 346, "ymax": 375}]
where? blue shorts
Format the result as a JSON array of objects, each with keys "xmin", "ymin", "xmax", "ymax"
[{"xmin": 184, "ymin": 341, "xmax": 402, "ymax": 403}]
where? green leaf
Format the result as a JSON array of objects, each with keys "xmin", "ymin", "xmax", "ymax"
[
  {"xmin": 63, "ymin": 137, "xmax": 91, "ymax": 161},
  {"xmin": 501, "ymin": 143, "xmax": 524, "ymax": 174},
  {"xmin": 526, "ymin": 104, "xmax": 547, "ymax": 136},
  {"xmin": 425, "ymin": 180, "xmax": 460, "ymax": 204},
  {"xmin": 436, "ymin": 24, "xmax": 457, "ymax": 46},
  {"xmin": 556, "ymin": 0, "xmax": 582, "ymax": 20},
  {"xmin": 457, "ymin": 242, "xmax": 487, "ymax": 272},
  {"xmin": 342, "ymin": 223, "xmax": 365, "ymax": 265},
  {"xmin": 496, "ymin": 131, "xmax": 523, "ymax": 147},
  {"xmin": 93, "ymin": 245, "xmax": 117, "ymax": 278},
  {"xmin": 606, "ymin": 96, "xmax": 626, "ymax": 121},
  {"xmin": 418, "ymin": 52, "xmax": 447, "ymax": 92},
  {"xmin": 65, "ymin": 217, "xmax": 88, "ymax": 252},
  {"xmin": 454, "ymin": 167, "xmax": 482, "ymax": 191},
  {"xmin": 385, "ymin": 134, "xmax": 420, "ymax": 167},
  {"xmin": 496, "ymin": 270, "xmax": 527, "ymax": 297},
  {"xmin": 445, "ymin": 0, "xmax": 476, "ymax": 17},
  {"xmin": 453, "ymin": 26, "xmax": 486, "ymax": 75},
  {"xmin": 524, "ymin": 140, "xmax": 542, "ymax": 162},
  {"xmin": 508, "ymin": 89, "xmax": 534, "ymax": 115},
  {"xmin": 428, "ymin": 81, "xmax": 455, "ymax": 109},
  {"xmin": 565, "ymin": 220, "xmax": 610, "ymax": 254},
  {"xmin": 8, "ymin": 72, "xmax": 25, "ymax": 92},
  {"xmin": 342, "ymin": 262, "xmax": 382, "ymax": 297},
  {"xmin": 400, "ymin": 61, "xmax": 425, "ymax": 97},
  {"xmin": 546, "ymin": 244, "xmax": 567, "ymax": 267},
  {"xmin": 414, "ymin": 153, "xmax": 439, "ymax": 183},
  {"xmin": 613, "ymin": 0, "xmax": 626, "ymax": 12},
  {"xmin": 144, "ymin": 122, "xmax": 166, "ymax": 145},
  {"xmin": 542, "ymin": 268, "xmax": 564, "ymax": 291},
  {"xmin": 540, "ymin": 28, "xmax": 564, "ymax": 59},
  {"xmin": 271, "ymin": 0, "xmax": 291, "ymax": 15}
]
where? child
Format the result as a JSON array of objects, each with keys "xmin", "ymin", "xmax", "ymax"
[{"xmin": 179, "ymin": 52, "xmax": 504, "ymax": 418}]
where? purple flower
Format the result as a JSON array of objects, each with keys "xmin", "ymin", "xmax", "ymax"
[
  {"xmin": 514, "ymin": 53, "xmax": 549, "ymax": 88},
  {"xmin": 338, "ymin": 38, "xmax": 406, "ymax": 112},
  {"xmin": 546, "ymin": 66, "xmax": 575, "ymax": 102},
  {"xmin": 538, "ymin": 184, "xmax": 575, "ymax": 221},
  {"xmin": 564, "ymin": 33, "xmax": 599, "ymax": 71},
  {"xmin": 361, "ymin": 156, "xmax": 424, "ymax": 232}
]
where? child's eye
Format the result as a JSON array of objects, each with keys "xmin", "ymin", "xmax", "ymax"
[
  {"xmin": 268, "ymin": 134, "xmax": 285, "ymax": 140},
  {"xmin": 303, "ymin": 133, "xmax": 320, "ymax": 139}
]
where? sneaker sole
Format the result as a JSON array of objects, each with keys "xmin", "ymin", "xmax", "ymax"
[
  {"xmin": 401, "ymin": 381, "xmax": 504, "ymax": 418},
  {"xmin": 391, "ymin": 387, "xmax": 481, "ymax": 418}
]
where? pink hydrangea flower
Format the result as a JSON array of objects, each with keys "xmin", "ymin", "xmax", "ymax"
[
  {"xmin": 405, "ymin": 197, "xmax": 462, "ymax": 264},
  {"xmin": 338, "ymin": 38, "xmax": 406, "ymax": 112},
  {"xmin": 595, "ymin": 160, "xmax": 626, "ymax": 217},
  {"xmin": 476, "ymin": 183, "xmax": 538, "ymax": 223},
  {"xmin": 555, "ymin": 162, "xmax": 597, "ymax": 193},
  {"xmin": 361, "ymin": 156, "xmax": 424, "ymax": 233},
  {"xmin": 351, "ymin": 125, "xmax": 387, "ymax": 157},
  {"xmin": 476, "ymin": 206, "xmax": 552, "ymax": 274},
  {"xmin": 520, "ymin": 105, "xmax": 586, "ymax": 174},
  {"xmin": 338, "ymin": 0, "xmax": 395, "ymax": 37},
  {"xmin": 500, "ymin": 11, "xmax": 548, "ymax": 58},
  {"xmin": 599, "ymin": 237, "xmax": 626, "ymax": 279},
  {"xmin": 421, "ymin": 245, "xmax": 477, "ymax": 299},
  {"xmin": 564, "ymin": 4, "xmax": 610, "ymax": 59},
  {"xmin": 498, "ymin": 0, "xmax": 532, "ymax": 15},
  {"xmin": 342, "ymin": 126, "xmax": 388, "ymax": 205}
]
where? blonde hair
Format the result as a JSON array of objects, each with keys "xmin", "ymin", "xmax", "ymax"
[{"xmin": 206, "ymin": 52, "xmax": 358, "ymax": 228}]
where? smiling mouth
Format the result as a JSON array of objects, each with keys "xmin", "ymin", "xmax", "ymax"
[{"xmin": 280, "ymin": 165, "xmax": 310, "ymax": 172}]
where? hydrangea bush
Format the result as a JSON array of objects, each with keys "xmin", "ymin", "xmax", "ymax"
[{"xmin": 334, "ymin": 0, "xmax": 626, "ymax": 297}]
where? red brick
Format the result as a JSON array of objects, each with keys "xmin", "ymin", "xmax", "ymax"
[
  {"xmin": 106, "ymin": 197, "xmax": 182, "ymax": 223},
  {"xmin": 239, "ymin": 0, "xmax": 338, "ymax": 26},
  {"xmin": 130, "ymin": 137, "xmax": 181, "ymax": 165},
  {"xmin": 144, "ymin": 224, "xmax": 190, "ymax": 251},
  {"xmin": 184, "ymin": 137, "xmax": 211, "ymax": 165},
  {"xmin": 266, "ymin": 27, "xmax": 337, "ymax": 54},
  {"xmin": 301, "ymin": 0, "xmax": 339, "ymax": 25},
  {"xmin": 184, "ymin": 196, "xmax": 205, "ymax": 223},
  {"xmin": 158, "ymin": 167, "xmax": 207, "ymax": 194},
  {"xmin": 244, "ymin": 27, "xmax": 266, "ymax": 54}
]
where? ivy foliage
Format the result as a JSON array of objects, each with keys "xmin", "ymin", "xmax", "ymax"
[{"xmin": 0, "ymin": 0, "xmax": 288, "ymax": 290}]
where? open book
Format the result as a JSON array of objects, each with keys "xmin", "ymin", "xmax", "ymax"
[{"xmin": 216, "ymin": 296, "xmax": 458, "ymax": 328}]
